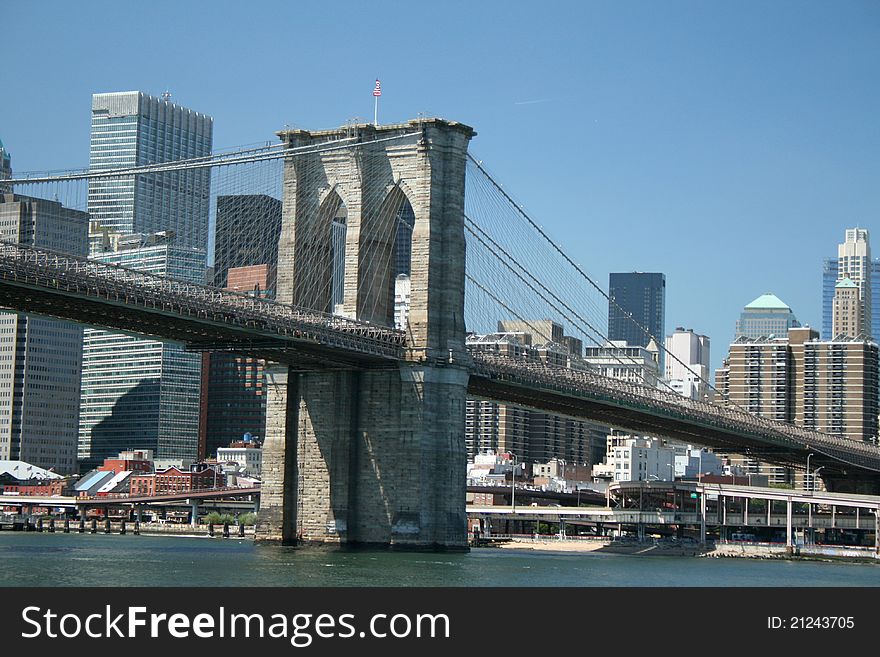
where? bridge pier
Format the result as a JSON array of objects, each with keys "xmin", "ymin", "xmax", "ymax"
[
  {"xmin": 786, "ymin": 498, "xmax": 793, "ymax": 548},
  {"xmin": 700, "ymin": 491, "xmax": 707, "ymax": 545},
  {"xmin": 875, "ymin": 507, "xmax": 879, "ymax": 555},
  {"xmin": 189, "ymin": 499, "xmax": 200, "ymax": 527},
  {"xmin": 257, "ymin": 119, "xmax": 473, "ymax": 551},
  {"xmin": 257, "ymin": 364, "xmax": 468, "ymax": 550},
  {"xmin": 254, "ymin": 365, "xmax": 299, "ymax": 544}
]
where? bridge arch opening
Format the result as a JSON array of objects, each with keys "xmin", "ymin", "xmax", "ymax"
[
  {"xmin": 358, "ymin": 185, "xmax": 415, "ymax": 328},
  {"xmin": 329, "ymin": 200, "xmax": 347, "ymax": 316},
  {"xmin": 392, "ymin": 195, "xmax": 415, "ymax": 332},
  {"xmin": 297, "ymin": 189, "xmax": 347, "ymax": 315}
]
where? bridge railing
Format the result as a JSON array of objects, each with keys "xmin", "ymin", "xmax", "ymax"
[
  {"xmin": 0, "ymin": 242, "xmax": 406, "ymax": 358},
  {"xmin": 469, "ymin": 352, "xmax": 880, "ymax": 471}
]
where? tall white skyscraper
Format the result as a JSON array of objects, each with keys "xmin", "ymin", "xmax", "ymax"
[
  {"xmin": 664, "ymin": 327, "xmax": 710, "ymax": 400},
  {"xmin": 836, "ymin": 227, "xmax": 872, "ymax": 338},
  {"xmin": 81, "ymin": 92, "xmax": 212, "ymax": 469},
  {"xmin": 394, "ymin": 273, "xmax": 411, "ymax": 330},
  {"xmin": 0, "ymin": 193, "xmax": 89, "ymax": 473}
]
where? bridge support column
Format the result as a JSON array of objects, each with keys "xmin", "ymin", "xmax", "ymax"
[
  {"xmin": 298, "ymin": 365, "xmax": 468, "ymax": 549},
  {"xmin": 699, "ymin": 491, "xmax": 706, "ymax": 545},
  {"xmin": 255, "ymin": 365, "xmax": 299, "ymax": 544},
  {"xmin": 875, "ymin": 507, "xmax": 879, "ymax": 555},
  {"xmin": 786, "ymin": 498, "xmax": 793, "ymax": 548},
  {"xmin": 190, "ymin": 500, "xmax": 200, "ymax": 528},
  {"xmin": 808, "ymin": 502, "xmax": 812, "ymax": 543},
  {"xmin": 259, "ymin": 118, "xmax": 474, "ymax": 551},
  {"xmin": 257, "ymin": 364, "xmax": 469, "ymax": 550}
]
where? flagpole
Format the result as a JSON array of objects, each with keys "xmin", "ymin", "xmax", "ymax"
[{"xmin": 373, "ymin": 79, "xmax": 381, "ymax": 127}]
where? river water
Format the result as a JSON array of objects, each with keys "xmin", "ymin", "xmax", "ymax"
[{"xmin": 0, "ymin": 533, "xmax": 877, "ymax": 587}]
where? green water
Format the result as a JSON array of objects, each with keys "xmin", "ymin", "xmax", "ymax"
[{"xmin": 0, "ymin": 533, "xmax": 877, "ymax": 587}]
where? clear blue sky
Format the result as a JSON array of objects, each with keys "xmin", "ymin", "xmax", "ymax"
[{"xmin": 2, "ymin": 0, "xmax": 878, "ymax": 376}]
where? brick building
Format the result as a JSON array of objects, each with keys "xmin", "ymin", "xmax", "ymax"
[{"xmin": 130, "ymin": 463, "xmax": 224, "ymax": 496}]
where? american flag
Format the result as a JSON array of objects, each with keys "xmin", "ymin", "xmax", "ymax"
[{"xmin": 373, "ymin": 79, "xmax": 382, "ymax": 97}]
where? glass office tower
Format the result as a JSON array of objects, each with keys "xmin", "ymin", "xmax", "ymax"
[
  {"xmin": 0, "ymin": 194, "xmax": 89, "ymax": 473},
  {"xmin": 80, "ymin": 92, "xmax": 212, "ymax": 469},
  {"xmin": 608, "ymin": 272, "xmax": 666, "ymax": 370},
  {"xmin": 78, "ymin": 230, "xmax": 205, "ymax": 469},
  {"xmin": 88, "ymin": 91, "xmax": 212, "ymax": 249},
  {"xmin": 823, "ymin": 257, "xmax": 880, "ymax": 340}
]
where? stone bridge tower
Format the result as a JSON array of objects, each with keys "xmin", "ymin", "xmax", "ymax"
[{"xmin": 256, "ymin": 119, "xmax": 475, "ymax": 549}]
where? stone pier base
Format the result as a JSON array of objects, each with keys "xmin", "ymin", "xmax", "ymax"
[{"xmin": 256, "ymin": 363, "xmax": 468, "ymax": 550}]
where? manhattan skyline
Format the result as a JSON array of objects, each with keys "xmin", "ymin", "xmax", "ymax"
[{"xmin": 1, "ymin": 1, "xmax": 878, "ymax": 377}]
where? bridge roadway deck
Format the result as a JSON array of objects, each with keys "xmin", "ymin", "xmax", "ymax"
[
  {"xmin": 1, "ymin": 242, "xmax": 879, "ymax": 479},
  {"xmin": 468, "ymin": 354, "xmax": 880, "ymax": 481},
  {"xmin": 0, "ymin": 243, "xmax": 405, "ymax": 369}
]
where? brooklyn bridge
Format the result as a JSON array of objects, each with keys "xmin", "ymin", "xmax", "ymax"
[{"xmin": 2, "ymin": 118, "xmax": 879, "ymax": 549}]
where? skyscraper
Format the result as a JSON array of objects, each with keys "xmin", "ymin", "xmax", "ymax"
[
  {"xmin": 79, "ymin": 229, "xmax": 205, "ymax": 469},
  {"xmin": 0, "ymin": 138, "xmax": 11, "ymax": 194},
  {"xmin": 199, "ymin": 265, "xmax": 270, "ymax": 460},
  {"xmin": 0, "ymin": 193, "xmax": 89, "ymax": 473},
  {"xmin": 394, "ymin": 203, "xmax": 415, "ymax": 277},
  {"xmin": 330, "ymin": 207, "xmax": 347, "ymax": 314},
  {"xmin": 832, "ymin": 278, "xmax": 862, "ymax": 339},
  {"xmin": 716, "ymin": 326, "xmax": 878, "ymax": 444},
  {"xmin": 735, "ymin": 293, "xmax": 799, "ymax": 340},
  {"xmin": 198, "ymin": 194, "xmax": 282, "ymax": 459},
  {"xmin": 608, "ymin": 272, "xmax": 666, "ymax": 370},
  {"xmin": 465, "ymin": 326, "xmax": 604, "ymax": 465},
  {"xmin": 213, "ymin": 194, "xmax": 282, "ymax": 292},
  {"xmin": 837, "ymin": 228, "xmax": 872, "ymax": 337},
  {"xmin": 822, "ymin": 228, "xmax": 878, "ymax": 340},
  {"xmin": 81, "ymin": 92, "xmax": 212, "ymax": 469},
  {"xmin": 394, "ymin": 273, "xmax": 411, "ymax": 331},
  {"xmin": 665, "ymin": 327, "xmax": 711, "ymax": 400},
  {"xmin": 89, "ymin": 91, "xmax": 212, "ymax": 249}
]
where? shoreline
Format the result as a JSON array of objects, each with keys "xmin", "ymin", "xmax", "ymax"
[
  {"xmin": 4, "ymin": 529, "xmax": 878, "ymax": 565},
  {"xmin": 0, "ymin": 522, "xmax": 255, "ymax": 539},
  {"xmin": 483, "ymin": 536, "xmax": 880, "ymax": 564}
]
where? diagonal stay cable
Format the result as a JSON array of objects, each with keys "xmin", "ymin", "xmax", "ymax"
[{"xmin": 467, "ymin": 153, "xmax": 719, "ymax": 398}]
